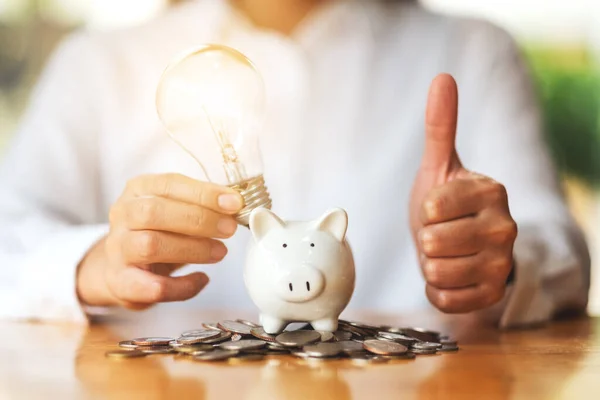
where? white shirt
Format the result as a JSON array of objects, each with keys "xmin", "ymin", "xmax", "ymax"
[{"xmin": 0, "ymin": 0, "xmax": 590, "ymax": 327}]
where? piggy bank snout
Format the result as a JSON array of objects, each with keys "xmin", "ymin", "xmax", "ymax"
[{"xmin": 275, "ymin": 264, "xmax": 325, "ymax": 303}]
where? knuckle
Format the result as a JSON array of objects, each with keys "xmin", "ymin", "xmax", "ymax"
[
  {"xmin": 423, "ymin": 259, "xmax": 444, "ymax": 286},
  {"xmin": 422, "ymin": 196, "xmax": 445, "ymax": 223},
  {"xmin": 491, "ymin": 257, "xmax": 514, "ymax": 277},
  {"xmin": 154, "ymin": 174, "xmax": 172, "ymax": 197},
  {"xmin": 134, "ymin": 198, "xmax": 161, "ymax": 226},
  {"xmin": 194, "ymin": 181, "xmax": 210, "ymax": 206},
  {"xmin": 487, "ymin": 182, "xmax": 508, "ymax": 204},
  {"xmin": 191, "ymin": 207, "xmax": 207, "ymax": 230},
  {"xmin": 135, "ymin": 231, "xmax": 161, "ymax": 261},
  {"xmin": 490, "ymin": 220, "xmax": 518, "ymax": 245},
  {"xmin": 420, "ymin": 229, "xmax": 441, "ymax": 256}
]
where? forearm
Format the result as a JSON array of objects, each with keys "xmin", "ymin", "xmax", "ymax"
[{"xmin": 0, "ymin": 223, "xmax": 109, "ymax": 322}]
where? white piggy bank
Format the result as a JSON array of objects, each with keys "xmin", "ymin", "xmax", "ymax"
[{"xmin": 244, "ymin": 208, "xmax": 356, "ymax": 334}]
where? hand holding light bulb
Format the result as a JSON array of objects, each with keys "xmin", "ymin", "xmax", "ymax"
[
  {"xmin": 76, "ymin": 174, "xmax": 244, "ymax": 309},
  {"xmin": 76, "ymin": 45, "xmax": 270, "ymax": 309}
]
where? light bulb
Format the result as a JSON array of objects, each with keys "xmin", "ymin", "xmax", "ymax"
[{"xmin": 156, "ymin": 44, "xmax": 272, "ymax": 226}]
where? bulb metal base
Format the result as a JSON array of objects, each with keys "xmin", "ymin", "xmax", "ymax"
[{"xmin": 229, "ymin": 174, "xmax": 272, "ymax": 227}]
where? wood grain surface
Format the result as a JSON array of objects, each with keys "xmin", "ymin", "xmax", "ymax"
[{"xmin": 0, "ymin": 306, "xmax": 597, "ymax": 400}]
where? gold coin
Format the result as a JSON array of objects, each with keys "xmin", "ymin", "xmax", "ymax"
[{"xmin": 105, "ymin": 350, "xmax": 147, "ymax": 359}]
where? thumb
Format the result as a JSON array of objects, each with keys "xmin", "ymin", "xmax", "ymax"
[{"xmin": 421, "ymin": 74, "xmax": 463, "ymax": 174}]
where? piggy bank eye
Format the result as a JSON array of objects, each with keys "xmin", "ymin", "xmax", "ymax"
[
  {"xmin": 310, "ymin": 243, "xmax": 315, "ymax": 247},
  {"xmin": 282, "ymin": 243, "xmax": 288, "ymax": 248}
]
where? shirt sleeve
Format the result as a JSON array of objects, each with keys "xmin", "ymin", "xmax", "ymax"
[
  {"xmin": 454, "ymin": 21, "xmax": 591, "ymax": 328},
  {"xmin": 0, "ymin": 33, "xmax": 110, "ymax": 323}
]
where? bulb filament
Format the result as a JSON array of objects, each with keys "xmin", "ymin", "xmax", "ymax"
[{"xmin": 202, "ymin": 106, "xmax": 247, "ymax": 184}]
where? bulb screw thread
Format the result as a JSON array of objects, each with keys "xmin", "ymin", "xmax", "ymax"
[{"xmin": 229, "ymin": 175, "xmax": 272, "ymax": 227}]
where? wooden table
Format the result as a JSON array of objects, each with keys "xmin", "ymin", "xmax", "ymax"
[{"xmin": 0, "ymin": 306, "xmax": 598, "ymax": 400}]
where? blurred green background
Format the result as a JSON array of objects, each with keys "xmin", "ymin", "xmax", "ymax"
[{"xmin": 526, "ymin": 46, "xmax": 600, "ymax": 188}]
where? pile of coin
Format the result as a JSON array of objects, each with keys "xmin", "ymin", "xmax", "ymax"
[{"xmin": 105, "ymin": 319, "xmax": 459, "ymax": 365}]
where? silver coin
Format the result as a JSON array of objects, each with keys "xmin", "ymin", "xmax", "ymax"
[
  {"xmin": 218, "ymin": 320, "xmax": 253, "ymax": 335},
  {"xmin": 440, "ymin": 339, "xmax": 458, "ymax": 346},
  {"xmin": 319, "ymin": 331, "xmax": 335, "ymax": 342},
  {"xmin": 337, "ymin": 340, "xmax": 365, "ymax": 354},
  {"xmin": 202, "ymin": 322, "xmax": 222, "ymax": 331},
  {"xmin": 410, "ymin": 349, "xmax": 438, "ymax": 355},
  {"xmin": 401, "ymin": 328, "xmax": 440, "ymax": 342},
  {"xmin": 276, "ymin": 330, "xmax": 322, "ymax": 347},
  {"xmin": 193, "ymin": 349, "xmax": 238, "ymax": 362},
  {"xmin": 440, "ymin": 344, "xmax": 459, "ymax": 352},
  {"xmin": 363, "ymin": 339, "xmax": 408, "ymax": 356},
  {"xmin": 236, "ymin": 319, "xmax": 260, "ymax": 328},
  {"xmin": 377, "ymin": 331, "xmax": 419, "ymax": 344},
  {"xmin": 181, "ymin": 329, "xmax": 216, "ymax": 337},
  {"xmin": 345, "ymin": 320, "xmax": 379, "ymax": 331},
  {"xmin": 132, "ymin": 337, "xmax": 174, "ymax": 346},
  {"xmin": 177, "ymin": 330, "xmax": 222, "ymax": 344},
  {"xmin": 198, "ymin": 331, "xmax": 233, "ymax": 344},
  {"xmin": 411, "ymin": 342, "xmax": 442, "ymax": 350},
  {"xmin": 189, "ymin": 349, "xmax": 213, "ymax": 356},
  {"xmin": 118, "ymin": 340, "xmax": 138, "ymax": 349},
  {"xmin": 267, "ymin": 343, "xmax": 289, "ymax": 351},
  {"xmin": 408, "ymin": 327, "xmax": 441, "ymax": 335},
  {"xmin": 332, "ymin": 331, "xmax": 353, "ymax": 341},
  {"xmin": 218, "ymin": 339, "xmax": 267, "ymax": 351},
  {"xmin": 302, "ymin": 342, "xmax": 343, "ymax": 358},
  {"xmin": 338, "ymin": 323, "xmax": 370, "ymax": 336},
  {"xmin": 231, "ymin": 334, "xmax": 243, "ymax": 341},
  {"xmin": 250, "ymin": 327, "xmax": 277, "ymax": 342}
]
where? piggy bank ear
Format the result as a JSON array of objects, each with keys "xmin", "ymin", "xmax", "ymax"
[
  {"xmin": 313, "ymin": 208, "xmax": 348, "ymax": 242},
  {"xmin": 249, "ymin": 208, "xmax": 286, "ymax": 242}
]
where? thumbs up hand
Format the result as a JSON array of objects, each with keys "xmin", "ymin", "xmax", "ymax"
[{"xmin": 409, "ymin": 74, "xmax": 518, "ymax": 314}]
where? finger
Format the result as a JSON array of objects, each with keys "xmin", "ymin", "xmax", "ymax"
[
  {"xmin": 123, "ymin": 196, "xmax": 238, "ymax": 239},
  {"xmin": 425, "ymin": 283, "xmax": 505, "ymax": 314},
  {"xmin": 110, "ymin": 268, "xmax": 210, "ymax": 304},
  {"xmin": 420, "ymin": 178, "xmax": 493, "ymax": 225},
  {"xmin": 125, "ymin": 173, "xmax": 244, "ymax": 214},
  {"xmin": 422, "ymin": 73, "xmax": 462, "ymax": 172},
  {"xmin": 420, "ymin": 254, "xmax": 482, "ymax": 289},
  {"xmin": 419, "ymin": 217, "xmax": 483, "ymax": 257},
  {"xmin": 121, "ymin": 230, "xmax": 228, "ymax": 265}
]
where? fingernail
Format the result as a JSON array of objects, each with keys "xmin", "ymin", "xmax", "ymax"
[
  {"xmin": 217, "ymin": 217, "xmax": 238, "ymax": 236},
  {"xmin": 210, "ymin": 243, "xmax": 227, "ymax": 261},
  {"xmin": 218, "ymin": 193, "xmax": 243, "ymax": 212}
]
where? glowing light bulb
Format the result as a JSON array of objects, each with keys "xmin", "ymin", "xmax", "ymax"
[{"xmin": 156, "ymin": 44, "xmax": 272, "ymax": 226}]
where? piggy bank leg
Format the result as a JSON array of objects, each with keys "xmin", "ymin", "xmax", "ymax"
[
  {"xmin": 260, "ymin": 314, "xmax": 287, "ymax": 334},
  {"xmin": 311, "ymin": 318, "xmax": 338, "ymax": 332}
]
